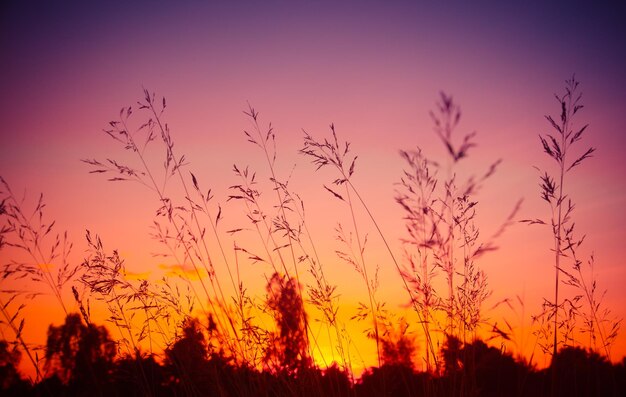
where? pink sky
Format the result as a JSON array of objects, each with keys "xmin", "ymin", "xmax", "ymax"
[{"xmin": 1, "ymin": 0, "xmax": 625, "ymax": 375}]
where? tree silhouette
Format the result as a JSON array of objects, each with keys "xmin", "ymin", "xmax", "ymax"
[
  {"xmin": 551, "ymin": 346, "xmax": 618, "ymax": 397},
  {"xmin": 165, "ymin": 317, "xmax": 242, "ymax": 396},
  {"xmin": 44, "ymin": 313, "xmax": 116, "ymax": 394},
  {"xmin": 379, "ymin": 320, "xmax": 416, "ymax": 369},
  {"xmin": 0, "ymin": 340, "xmax": 29, "ymax": 396},
  {"xmin": 440, "ymin": 335, "xmax": 532, "ymax": 397},
  {"xmin": 0, "ymin": 317, "xmax": 625, "ymax": 396},
  {"xmin": 112, "ymin": 352, "xmax": 166, "ymax": 397},
  {"xmin": 165, "ymin": 317, "xmax": 211, "ymax": 395},
  {"xmin": 264, "ymin": 272, "xmax": 311, "ymax": 375}
]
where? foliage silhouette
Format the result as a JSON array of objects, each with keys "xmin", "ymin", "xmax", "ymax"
[
  {"xmin": 264, "ymin": 272, "xmax": 311, "ymax": 376},
  {"xmin": 164, "ymin": 317, "xmax": 239, "ymax": 396},
  {"xmin": 1, "ymin": 307, "xmax": 625, "ymax": 396},
  {"xmin": 0, "ymin": 340, "xmax": 30, "ymax": 396},
  {"xmin": 0, "ymin": 77, "xmax": 623, "ymax": 397},
  {"xmin": 44, "ymin": 313, "xmax": 116, "ymax": 395}
]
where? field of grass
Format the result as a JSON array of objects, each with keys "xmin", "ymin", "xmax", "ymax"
[{"xmin": 1, "ymin": 77, "xmax": 623, "ymax": 397}]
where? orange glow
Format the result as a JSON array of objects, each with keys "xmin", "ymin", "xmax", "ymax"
[
  {"xmin": 158, "ymin": 263, "xmax": 208, "ymax": 280},
  {"xmin": 1, "ymin": 0, "xmax": 625, "ymax": 385},
  {"xmin": 122, "ymin": 269, "xmax": 152, "ymax": 281}
]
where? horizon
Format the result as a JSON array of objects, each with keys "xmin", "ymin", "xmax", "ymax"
[{"xmin": 1, "ymin": 0, "xmax": 625, "ymax": 386}]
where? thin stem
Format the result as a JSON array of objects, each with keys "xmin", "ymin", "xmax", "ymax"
[
  {"xmin": 344, "ymin": 184, "xmax": 381, "ymax": 367},
  {"xmin": 0, "ymin": 297, "xmax": 42, "ymax": 381},
  {"xmin": 346, "ymin": 178, "xmax": 440, "ymax": 369}
]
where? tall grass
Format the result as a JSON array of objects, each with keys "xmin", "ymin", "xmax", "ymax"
[
  {"xmin": 82, "ymin": 93, "xmax": 356, "ymax": 392},
  {"xmin": 0, "ymin": 77, "xmax": 622, "ymax": 397},
  {"xmin": 299, "ymin": 94, "xmax": 526, "ymax": 397},
  {"xmin": 395, "ymin": 94, "xmax": 524, "ymax": 397},
  {"xmin": 82, "ymin": 91, "xmax": 246, "ymax": 360},
  {"xmin": 0, "ymin": 177, "xmax": 79, "ymax": 381},
  {"xmin": 301, "ymin": 124, "xmax": 388, "ymax": 368},
  {"xmin": 522, "ymin": 77, "xmax": 621, "ymax": 368},
  {"xmin": 228, "ymin": 106, "xmax": 315, "ymax": 372}
]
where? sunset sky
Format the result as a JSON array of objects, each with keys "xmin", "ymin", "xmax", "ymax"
[{"xmin": 1, "ymin": 0, "xmax": 625, "ymax": 376}]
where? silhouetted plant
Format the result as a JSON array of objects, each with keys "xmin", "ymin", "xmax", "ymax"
[
  {"xmin": 264, "ymin": 272, "xmax": 311, "ymax": 375},
  {"xmin": 44, "ymin": 313, "xmax": 116, "ymax": 394},
  {"xmin": 318, "ymin": 363, "xmax": 353, "ymax": 397},
  {"xmin": 78, "ymin": 230, "xmax": 200, "ymax": 396},
  {"xmin": 83, "ymin": 91, "xmax": 242, "ymax": 359},
  {"xmin": 395, "ymin": 93, "xmax": 516, "ymax": 376},
  {"xmin": 232, "ymin": 106, "xmax": 349, "ymax": 370},
  {"xmin": 165, "ymin": 317, "xmax": 213, "ymax": 395},
  {"xmin": 560, "ymin": 251, "xmax": 621, "ymax": 356},
  {"xmin": 0, "ymin": 177, "xmax": 76, "ymax": 314},
  {"xmin": 551, "ymin": 346, "xmax": 618, "ymax": 397},
  {"xmin": 379, "ymin": 318, "xmax": 417, "ymax": 369},
  {"xmin": 301, "ymin": 124, "xmax": 387, "ymax": 366},
  {"xmin": 395, "ymin": 147, "xmax": 440, "ymax": 370},
  {"xmin": 112, "ymin": 353, "xmax": 167, "ymax": 397},
  {"xmin": 79, "ymin": 231, "xmax": 183, "ymax": 356},
  {"xmin": 441, "ymin": 336, "xmax": 531, "ymax": 397},
  {"xmin": 0, "ymin": 177, "xmax": 78, "ymax": 381},
  {"xmin": 2, "ymin": 82, "xmax": 622, "ymax": 397},
  {"xmin": 523, "ymin": 76, "xmax": 620, "ymax": 361},
  {"xmin": 0, "ymin": 340, "xmax": 29, "ymax": 395},
  {"xmin": 357, "ymin": 363, "xmax": 423, "ymax": 397}
]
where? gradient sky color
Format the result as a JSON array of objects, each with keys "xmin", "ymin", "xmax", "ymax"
[{"xmin": 1, "ymin": 0, "xmax": 625, "ymax": 375}]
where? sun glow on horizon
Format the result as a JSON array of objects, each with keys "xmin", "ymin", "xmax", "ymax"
[{"xmin": 1, "ymin": 2, "xmax": 625, "ymax": 394}]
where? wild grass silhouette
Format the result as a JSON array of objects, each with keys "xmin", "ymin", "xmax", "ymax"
[
  {"xmin": 0, "ymin": 78, "xmax": 623, "ymax": 396},
  {"xmin": 520, "ymin": 76, "xmax": 622, "ymax": 396}
]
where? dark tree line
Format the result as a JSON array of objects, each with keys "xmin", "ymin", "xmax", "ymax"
[
  {"xmin": 0, "ymin": 79, "xmax": 623, "ymax": 397},
  {"xmin": 1, "ymin": 311, "xmax": 625, "ymax": 397}
]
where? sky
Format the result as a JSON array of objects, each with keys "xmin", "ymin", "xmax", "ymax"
[{"xmin": 1, "ymin": 0, "xmax": 625, "ymax": 376}]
